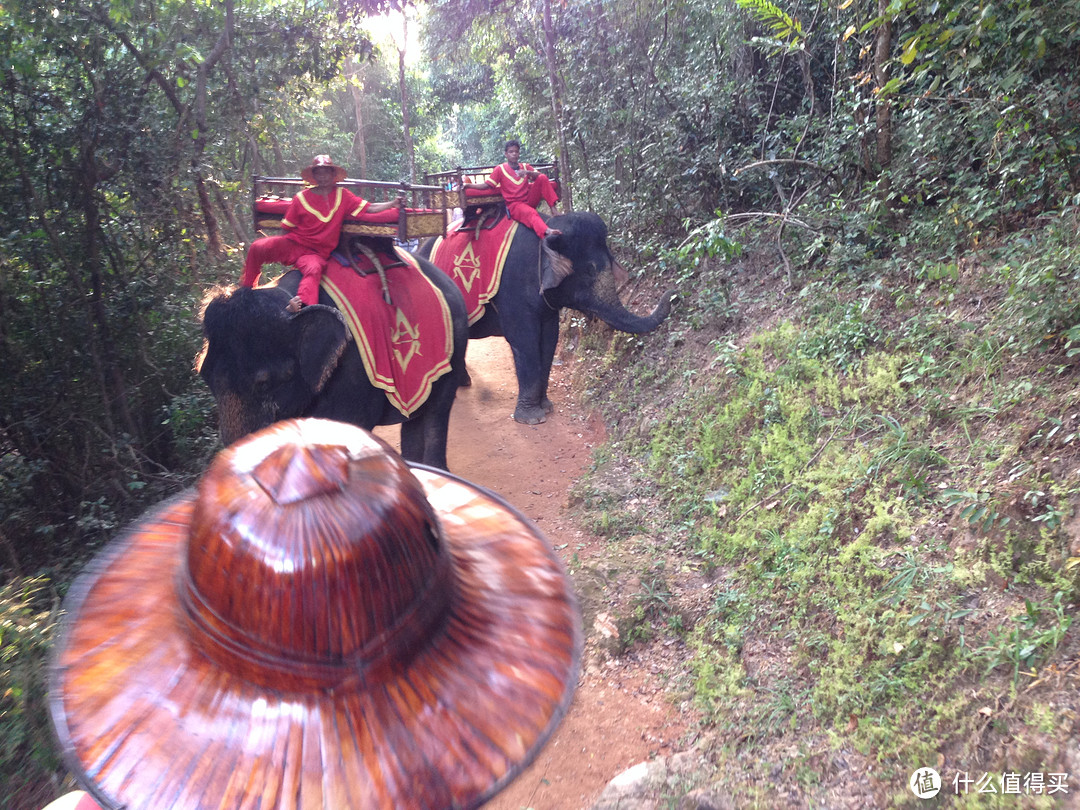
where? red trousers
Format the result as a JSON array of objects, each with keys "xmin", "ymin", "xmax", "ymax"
[
  {"xmin": 242, "ymin": 236, "xmax": 326, "ymax": 305},
  {"xmin": 506, "ymin": 174, "xmax": 560, "ymax": 239}
]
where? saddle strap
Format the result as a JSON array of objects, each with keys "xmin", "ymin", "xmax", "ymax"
[{"xmin": 345, "ymin": 240, "xmax": 395, "ymax": 305}]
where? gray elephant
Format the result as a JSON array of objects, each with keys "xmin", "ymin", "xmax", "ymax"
[
  {"xmin": 422, "ymin": 211, "xmax": 674, "ymax": 424},
  {"xmin": 197, "ymin": 265, "xmax": 469, "ymax": 469}
]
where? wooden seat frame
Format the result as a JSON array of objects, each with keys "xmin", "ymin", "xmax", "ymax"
[
  {"xmin": 252, "ymin": 176, "xmax": 462, "ymax": 241},
  {"xmin": 423, "ymin": 161, "xmax": 561, "ymax": 209}
]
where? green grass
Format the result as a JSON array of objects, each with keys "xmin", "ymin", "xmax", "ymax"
[
  {"xmin": 0, "ymin": 578, "xmax": 66, "ymax": 807},
  {"xmin": 572, "ymin": 206, "xmax": 1080, "ymax": 804}
]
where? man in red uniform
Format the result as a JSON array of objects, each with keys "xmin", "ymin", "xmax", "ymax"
[
  {"xmin": 464, "ymin": 140, "xmax": 562, "ymax": 240},
  {"xmin": 241, "ymin": 155, "xmax": 403, "ymax": 312}
]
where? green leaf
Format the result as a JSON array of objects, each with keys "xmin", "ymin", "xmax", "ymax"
[
  {"xmin": 877, "ymin": 77, "xmax": 904, "ymax": 97},
  {"xmin": 900, "ymin": 36, "xmax": 920, "ymax": 65}
]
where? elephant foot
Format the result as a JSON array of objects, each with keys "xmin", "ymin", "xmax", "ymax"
[
  {"xmin": 513, "ymin": 404, "xmax": 548, "ymax": 425},
  {"xmin": 542, "ymin": 398, "xmax": 554, "ymax": 413}
]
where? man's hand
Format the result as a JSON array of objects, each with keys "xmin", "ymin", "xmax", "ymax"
[{"xmin": 286, "ymin": 295, "xmax": 304, "ymax": 313}]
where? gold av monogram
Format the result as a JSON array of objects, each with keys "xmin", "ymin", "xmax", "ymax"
[
  {"xmin": 391, "ymin": 308, "xmax": 422, "ymax": 371},
  {"xmin": 452, "ymin": 242, "xmax": 482, "ymax": 292}
]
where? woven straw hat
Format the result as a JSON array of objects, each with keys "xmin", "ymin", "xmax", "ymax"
[
  {"xmin": 300, "ymin": 154, "xmax": 348, "ymax": 185},
  {"xmin": 50, "ymin": 418, "xmax": 581, "ymax": 810}
]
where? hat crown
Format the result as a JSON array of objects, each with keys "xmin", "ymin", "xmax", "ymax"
[
  {"xmin": 301, "ymin": 154, "xmax": 347, "ymax": 184},
  {"xmin": 182, "ymin": 420, "xmax": 452, "ymax": 689}
]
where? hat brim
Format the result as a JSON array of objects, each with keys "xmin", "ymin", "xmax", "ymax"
[
  {"xmin": 300, "ymin": 165, "xmax": 348, "ymax": 185},
  {"xmin": 50, "ymin": 466, "xmax": 581, "ymax": 810}
]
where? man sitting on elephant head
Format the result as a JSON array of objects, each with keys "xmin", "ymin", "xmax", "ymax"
[
  {"xmin": 461, "ymin": 140, "xmax": 562, "ymax": 240},
  {"xmin": 241, "ymin": 155, "xmax": 403, "ymax": 313}
]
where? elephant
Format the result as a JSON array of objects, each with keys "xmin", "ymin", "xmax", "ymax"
[
  {"xmin": 197, "ymin": 261, "xmax": 469, "ymax": 470},
  {"xmin": 422, "ymin": 210, "xmax": 675, "ymax": 425}
]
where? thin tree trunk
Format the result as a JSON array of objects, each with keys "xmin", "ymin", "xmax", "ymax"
[
  {"xmin": 542, "ymin": 0, "xmax": 572, "ymax": 210},
  {"xmin": 76, "ymin": 64, "xmax": 143, "ymax": 446},
  {"xmin": 399, "ymin": 13, "xmax": 415, "ymax": 183},
  {"xmin": 348, "ymin": 57, "xmax": 368, "ymax": 177},
  {"xmin": 193, "ymin": 175, "xmax": 224, "ymax": 254},
  {"xmin": 212, "ymin": 184, "xmax": 246, "ymax": 246},
  {"xmin": 191, "ymin": 0, "xmax": 234, "ymax": 255},
  {"xmin": 271, "ymin": 133, "xmax": 286, "ymax": 175},
  {"xmin": 873, "ymin": 0, "xmax": 893, "ymax": 171}
]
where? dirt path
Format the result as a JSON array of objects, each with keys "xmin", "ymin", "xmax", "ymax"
[{"xmin": 378, "ymin": 338, "xmax": 690, "ymax": 809}]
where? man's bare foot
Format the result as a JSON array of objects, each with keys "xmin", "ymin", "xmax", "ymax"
[
  {"xmin": 286, "ymin": 295, "xmax": 304, "ymax": 313},
  {"xmin": 544, "ymin": 227, "xmax": 562, "ymax": 239}
]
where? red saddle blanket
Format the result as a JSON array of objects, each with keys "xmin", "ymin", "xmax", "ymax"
[
  {"xmin": 315, "ymin": 248, "xmax": 454, "ymax": 417},
  {"xmin": 429, "ymin": 217, "xmax": 519, "ymax": 325}
]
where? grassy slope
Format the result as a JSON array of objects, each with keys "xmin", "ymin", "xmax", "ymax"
[{"xmin": 569, "ymin": 207, "xmax": 1080, "ymax": 808}]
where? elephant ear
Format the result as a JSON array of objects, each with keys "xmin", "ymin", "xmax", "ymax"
[
  {"xmin": 293, "ymin": 305, "xmax": 350, "ymax": 393},
  {"xmin": 540, "ymin": 241, "xmax": 574, "ymax": 291},
  {"xmin": 611, "ymin": 257, "xmax": 630, "ymax": 286}
]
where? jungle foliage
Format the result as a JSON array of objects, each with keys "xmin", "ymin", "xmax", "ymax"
[{"xmin": 2, "ymin": 0, "xmax": 1079, "ymax": 804}]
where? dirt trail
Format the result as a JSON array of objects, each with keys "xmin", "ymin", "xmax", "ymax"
[{"xmin": 378, "ymin": 337, "xmax": 688, "ymax": 809}]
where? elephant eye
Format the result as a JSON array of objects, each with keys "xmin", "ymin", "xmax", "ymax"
[{"xmin": 252, "ymin": 362, "xmax": 295, "ymax": 392}]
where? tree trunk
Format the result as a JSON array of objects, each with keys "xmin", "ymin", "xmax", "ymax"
[
  {"xmin": 191, "ymin": 0, "xmax": 234, "ymax": 256},
  {"xmin": 873, "ymin": 0, "xmax": 893, "ymax": 171},
  {"xmin": 193, "ymin": 173, "xmax": 224, "ymax": 255},
  {"xmin": 348, "ymin": 57, "xmax": 368, "ymax": 178},
  {"xmin": 542, "ymin": 0, "xmax": 572, "ymax": 210},
  {"xmin": 212, "ymin": 183, "xmax": 246, "ymax": 246},
  {"xmin": 271, "ymin": 133, "xmax": 286, "ymax": 175},
  {"xmin": 399, "ymin": 14, "xmax": 415, "ymax": 184},
  {"xmin": 76, "ymin": 105, "xmax": 142, "ymax": 450}
]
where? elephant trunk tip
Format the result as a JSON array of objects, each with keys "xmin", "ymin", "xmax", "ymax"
[
  {"xmin": 638, "ymin": 289, "xmax": 677, "ymax": 331},
  {"xmin": 656, "ymin": 289, "xmax": 678, "ymax": 318}
]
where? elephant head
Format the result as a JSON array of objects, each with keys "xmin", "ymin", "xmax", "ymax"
[
  {"xmin": 197, "ymin": 286, "xmax": 348, "ymax": 446},
  {"xmin": 541, "ymin": 212, "xmax": 674, "ymax": 333}
]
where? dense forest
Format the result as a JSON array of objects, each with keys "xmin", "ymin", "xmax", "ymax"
[{"xmin": 2, "ymin": 0, "xmax": 1079, "ymax": 805}]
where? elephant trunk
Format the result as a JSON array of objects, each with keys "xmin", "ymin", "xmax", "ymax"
[
  {"xmin": 581, "ymin": 293, "xmax": 673, "ymax": 334},
  {"xmin": 572, "ymin": 266, "xmax": 674, "ymax": 334},
  {"xmin": 216, "ymin": 389, "xmax": 278, "ymax": 447}
]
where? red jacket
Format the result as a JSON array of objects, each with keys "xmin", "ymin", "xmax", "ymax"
[
  {"xmin": 281, "ymin": 188, "xmax": 370, "ymax": 258},
  {"xmin": 485, "ymin": 162, "xmax": 538, "ymax": 206}
]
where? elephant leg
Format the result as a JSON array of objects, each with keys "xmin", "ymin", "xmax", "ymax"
[
  {"xmin": 399, "ymin": 421, "xmax": 426, "ymax": 466},
  {"xmin": 538, "ymin": 310, "xmax": 560, "ymax": 414},
  {"xmin": 509, "ymin": 346, "xmax": 549, "ymax": 423},
  {"xmin": 504, "ymin": 321, "xmax": 551, "ymax": 425},
  {"xmin": 400, "ymin": 393, "xmax": 452, "ymax": 471},
  {"xmin": 400, "ymin": 418, "xmax": 449, "ymax": 470}
]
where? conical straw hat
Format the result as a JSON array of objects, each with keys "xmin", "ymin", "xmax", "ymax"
[
  {"xmin": 300, "ymin": 154, "xmax": 348, "ymax": 184},
  {"xmin": 50, "ymin": 418, "xmax": 581, "ymax": 810}
]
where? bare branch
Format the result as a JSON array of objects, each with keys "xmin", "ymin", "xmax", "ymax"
[
  {"xmin": 735, "ymin": 158, "xmax": 828, "ymax": 176},
  {"xmin": 724, "ymin": 211, "xmax": 818, "ymax": 232}
]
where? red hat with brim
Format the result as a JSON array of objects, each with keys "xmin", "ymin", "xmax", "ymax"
[
  {"xmin": 50, "ymin": 418, "xmax": 581, "ymax": 810},
  {"xmin": 300, "ymin": 154, "xmax": 348, "ymax": 185}
]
